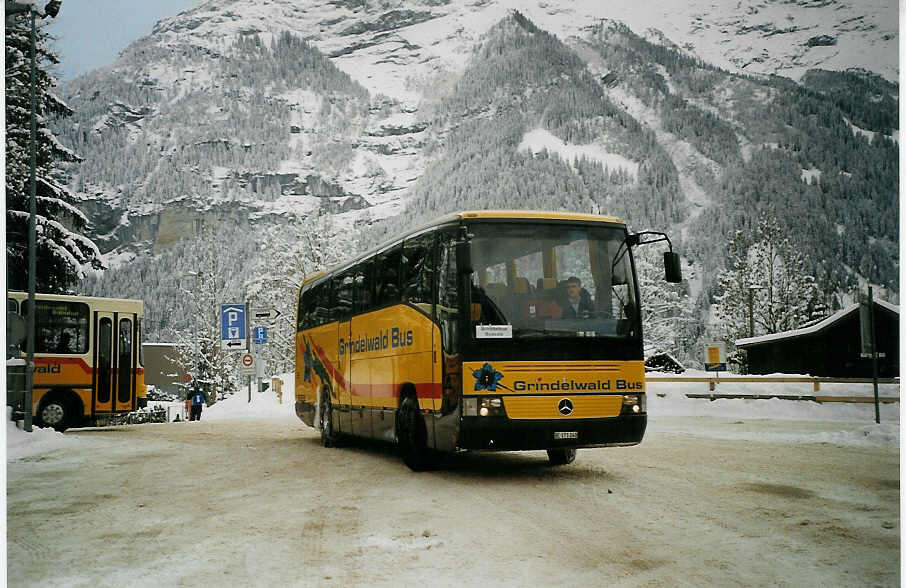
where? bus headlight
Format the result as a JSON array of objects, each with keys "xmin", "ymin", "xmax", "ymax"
[
  {"xmin": 464, "ymin": 396, "xmax": 505, "ymax": 417},
  {"xmin": 622, "ymin": 394, "xmax": 645, "ymax": 414},
  {"xmin": 479, "ymin": 397, "xmax": 505, "ymax": 417}
]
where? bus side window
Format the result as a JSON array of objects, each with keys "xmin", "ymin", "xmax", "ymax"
[
  {"xmin": 336, "ymin": 270, "xmax": 355, "ymax": 321},
  {"xmin": 23, "ymin": 300, "xmax": 89, "ymax": 354},
  {"xmin": 298, "ymin": 288, "xmax": 309, "ymax": 331},
  {"xmin": 354, "ymin": 260, "xmax": 373, "ymax": 315},
  {"xmin": 7, "ymin": 298, "xmax": 17, "ymax": 313},
  {"xmin": 437, "ymin": 233, "xmax": 459, "ymax": 354},
  {"xmin": 401, "ymin": 232, "xmax": 435, "ymax": 316},
  {"xmin": 313, "ymin": 281, "xmax": 333, "ymax": 325},
  {"xmin": 375, "ymin": 246, "xmax": 402, "ymax": 307}
]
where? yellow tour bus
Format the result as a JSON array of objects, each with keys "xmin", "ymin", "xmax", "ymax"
[
  {"xmin": 294, "ymin": 211, "xmax": 682, "ymax": 469},
  {"xmin": 7, "ymin": 291, "xmax": 147, "ymax": 431}
]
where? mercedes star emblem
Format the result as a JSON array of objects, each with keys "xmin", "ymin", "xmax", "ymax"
[{"xmin": 558, "ymin": 398, "xmax": 574, "ymax": 416}]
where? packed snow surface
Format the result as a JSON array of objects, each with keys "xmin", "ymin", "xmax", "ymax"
[{"xmin": 7, "ymin": 371, "xmax": 899, "ymax": 460}]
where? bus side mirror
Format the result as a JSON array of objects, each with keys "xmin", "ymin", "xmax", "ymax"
[{"xmin": 664, "ymin": 251, "xmax": 682, "ymax": 283}]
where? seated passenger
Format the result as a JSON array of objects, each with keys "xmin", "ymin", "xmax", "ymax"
[{"xmin": 557, "ymin": 276, "xmax": 594, "ymax": 319}]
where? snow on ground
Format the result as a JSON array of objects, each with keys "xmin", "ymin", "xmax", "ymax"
[
  {"xmin": 5, "ymin": 407, "xmax": 76, "ymax": 461},
  {"xmin": 6, "ymin": 371, "xmax": 899, "ymax": 462}
]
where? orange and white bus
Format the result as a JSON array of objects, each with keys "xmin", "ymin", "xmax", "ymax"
[
  {"xmin": 294, "ymin": 211, "xmax": 681, "ymax": 469},
  {"xmin": 7, "ymin": 292, "xmax": 147, "ymax": 430}
]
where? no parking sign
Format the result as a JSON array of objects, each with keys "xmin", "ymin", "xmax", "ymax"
[{"xmin": 240, "ymin": 353, "xmax": 255, "ymax": 375}]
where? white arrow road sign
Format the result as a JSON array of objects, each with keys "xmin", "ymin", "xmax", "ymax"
[{"xmin": 249, "ymin": 307, "xmax": 282, "ymax": 322}]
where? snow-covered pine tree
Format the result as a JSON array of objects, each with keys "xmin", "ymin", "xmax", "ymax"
[
  {"xmin": 713, "ymin": 212, "xmax": 820, "ymax": 343},
  {"xmin": 5, "ymin": 12, "xmax": 102, "ymax": 292},
  {"xmin": 636, "ymin": 246, "xmax": 697, "ymax": 362},
  {"xmin": 246, "ymin": 214, "xmax": 357, "ymax": 374},
  {"xmin": 171, "ymin": 226, "xmax": 246, "ymax": 403}
]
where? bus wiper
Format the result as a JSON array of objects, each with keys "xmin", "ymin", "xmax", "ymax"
[{"xmin": 514, "ymin": 328, "xmax": 550, "ymax": 338}]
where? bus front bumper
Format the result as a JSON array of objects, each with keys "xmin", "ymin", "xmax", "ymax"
[{"xmin": 456, "ymin": 414, "xmax": 646, "ymax": 451}]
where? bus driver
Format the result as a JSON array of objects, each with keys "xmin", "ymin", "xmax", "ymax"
[{"xmin": 558, "ymin": 276, "xmax": 594, "ymax": 319}]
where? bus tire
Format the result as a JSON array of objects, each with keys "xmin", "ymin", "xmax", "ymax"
[
  {"xmin": 37, "ymin": 394, "xmax": 73, "ymax": 432},
  {"xmin": 398, "ymin": 396, "xmax": 435, "ymax": 471},
  {"xmin": 319, "ymin": 389, "xmax": 337, "ymax": 448},
  {"xmin": 547, "ymin": 447, "xmax": 577, "ymax": 466}
]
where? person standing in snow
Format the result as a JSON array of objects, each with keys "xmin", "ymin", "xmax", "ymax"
[{"xmin": 190, "ymin": 381, "xmax": 205, "ymax": 421}]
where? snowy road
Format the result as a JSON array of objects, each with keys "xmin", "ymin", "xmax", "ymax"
[{"xmin": 7, "ymin": 415, "xmax": 899, "ymax": 587}]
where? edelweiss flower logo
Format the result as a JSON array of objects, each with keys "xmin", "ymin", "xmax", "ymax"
[{"xmin": 473, "ymin": 362, "xmax": 505, "ymax": 392}]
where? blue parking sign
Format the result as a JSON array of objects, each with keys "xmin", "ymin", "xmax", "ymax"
[
  {"xmin": 253, "ymin": 326, "xmax": 267, "ymax": 344},
  {"xmin": 221, "ymin": 304, "xmax": 247, "ymax": 350}
]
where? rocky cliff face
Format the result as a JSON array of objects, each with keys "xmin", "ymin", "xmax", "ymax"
[{"xmin": 55, "ymin": 0, "xmax": 897, "ymax": 260}]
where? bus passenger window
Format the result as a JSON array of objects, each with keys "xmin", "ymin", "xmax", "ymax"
[
  {"xmin": 354, "ymin": 261, "xmax": 373, "ymax": 314},
  {"xmin": 312, "ymin": 282, "xmax": 333, "ymax": 325},
  {"xmin": 23, "ymin": 300, "xmax": 90, "ymax": 354},
  {"xmin": 438, "ymin": 234, "xmax": 460, "ymax": 354},
  {"xmin": 336, "ymin": 271, "xmax": 355, "ymax": 320},
  {"xmin": 402, "ymin": 233, "xmax": 435, "ymax": 315},
  {"xmin": 375, "ymin": 247, "xmax": 402, "ymax": 307}
]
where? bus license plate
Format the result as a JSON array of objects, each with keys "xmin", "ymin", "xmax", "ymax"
[{"xmin": 554, "ymin": 431, "xmax": 578, "ymax": 440}]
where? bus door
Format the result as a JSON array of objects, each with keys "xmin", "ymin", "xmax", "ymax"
[
  {"xmin": 93, "ymin": 312, "xmax": 137, "ymax": 414},
  {"xmin": 336, "ymin": 272, "xmax": 355, "ymax": 435}
]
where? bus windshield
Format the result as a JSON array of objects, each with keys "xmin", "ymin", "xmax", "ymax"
[{"xmin": 469, "ymin": 222, "xmax": 638, "ymax": 340}]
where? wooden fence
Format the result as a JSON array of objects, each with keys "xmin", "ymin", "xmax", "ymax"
[{"xmin": 646, "ymin": 375, "xmax": 900, "ymax": 403}]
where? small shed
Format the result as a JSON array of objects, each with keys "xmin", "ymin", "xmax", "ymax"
[
  {"xmin": 735, "ymin": 300, "xmax": 899, "ymax": 377},
  {"xmin": 142, "ymin": 343, "xmax": 187, "ymax": 396}
]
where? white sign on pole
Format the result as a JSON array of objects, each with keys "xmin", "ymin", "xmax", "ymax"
[
  {"xmin": 249, "ymin": 307, "xmax": 282, "ymax": 323},
  {"xmin": 240, "ymin": 353, "xmax": 255, "ymax": 375}
]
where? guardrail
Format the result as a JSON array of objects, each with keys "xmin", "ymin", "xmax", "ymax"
[{"xmin": 646, "ymin": 375, "xmax": 900, "ymax": 403}]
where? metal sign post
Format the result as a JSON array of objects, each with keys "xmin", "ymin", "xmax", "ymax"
[
  {"xmin": 860, "ymin": 288, "xmax": 880, "ymax": 424},
  {"xmin": 240, "ymin": 352, "xmax": 255, "ymax": 403}
]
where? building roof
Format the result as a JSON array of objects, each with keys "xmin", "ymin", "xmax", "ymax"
[{"xmin": 735, "ymin": 299, "xmax": 899, "ymax": 348}]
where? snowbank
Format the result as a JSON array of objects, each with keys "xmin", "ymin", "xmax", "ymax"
[
  {"xmin": 647, "ymin": 371, "xmax": 899, "ymax": 448},
  {"xmin": 6, "ymin": 406, "xmax": 76, "ymax": 460},
  {"xmin": 204, "ymin": 372, "xmax": 296, "ymax": 421}
]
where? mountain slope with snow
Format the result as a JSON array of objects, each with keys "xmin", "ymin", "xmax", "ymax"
[{"xmin": 55, "ymin": 0, "xmax": 898, "ymax": 350}]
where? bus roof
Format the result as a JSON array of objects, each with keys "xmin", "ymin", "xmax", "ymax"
[
  {"xmin": 455, "ymin": 210, "xmax": 624, "ymax": 224},
  {"xmin": 299, "ymin": 210, "xmax": 627, "ymax": 289},
  {"xmin": 8, "ymin": 291, "xmax": 144, "ymax": 313}
]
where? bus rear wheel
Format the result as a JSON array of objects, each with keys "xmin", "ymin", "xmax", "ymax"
[
  {"xmin": 547, "ymin": 447, "xmax": 577, "ymax": 466},
  {"xmin": 37, "ymin": 396, "xmax": 72, "ymax": 432},
  {"xmin": 319, "ymin": 389, "xmax": 337, "ymax": 448},
  {"xmin": 397, "ymin": 396, "xmax": 435, "ymax": 471}
]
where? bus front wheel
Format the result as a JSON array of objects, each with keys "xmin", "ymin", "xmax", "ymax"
[
  {"xmin": 547, "ymin": 447, "xmax": 577, "ymax": 466},
  {"xmin": 397, "ymin": 396, "xmax": 435, "ymax": 471}
]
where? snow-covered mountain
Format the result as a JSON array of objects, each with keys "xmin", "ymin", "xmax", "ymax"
[
  {"xmin": 56, "ymin": 0, "xmax": 898, "ymax": 349},
  {"xmin": 152, "ymin": 0, "xmax": 898, "ymax": 100},
  {"xmin": 58, "ymin": 0, "xmax": 897, "ymax": 252}
]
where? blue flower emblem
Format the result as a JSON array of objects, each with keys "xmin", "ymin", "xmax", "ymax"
[{"xmin": 473, "ymin": 362, "xmax": 504, "ymax": 392}]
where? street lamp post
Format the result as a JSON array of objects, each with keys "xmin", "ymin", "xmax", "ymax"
[{"xmin": 6, "ymin": 0, "xmax": 62, "ymax": 432}]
